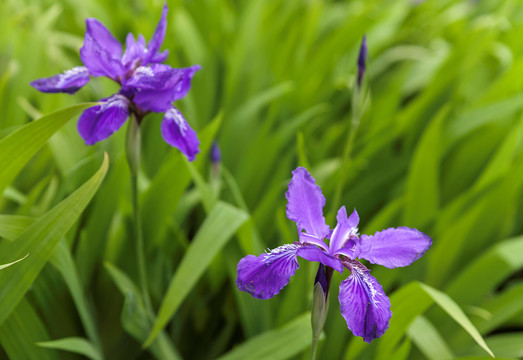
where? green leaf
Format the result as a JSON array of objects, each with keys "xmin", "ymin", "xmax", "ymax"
[
  {"xmin": 470, "ymin": 333, "xmax": 523, "ymax": 358},
  {"xmin": 37, "ymin": 337, "xmax": 102, "ymax": 360},
  {"xmin": 0, "ymin": 153, "xmax": 108, "ymax": 326},
  {"xmin": 141, "ymin": 113, "xmax": 222, "ymax": 245},
  {"xmin": 419, "ymin": 283, "xmax": 494, "ymax": 358},
  {"xmin": 404, "ymin": 106, "xmax": 448, "ymax": 227},
  {"xmin": 444, "ymin": 94, "xmax": 523, "ymax": 149},
  {"xmin": 104, "ymin": 262, "xmax": 181, "ymax": 360},
  {"xmin": 378, "ymin": 282, "xmax": 493, "ymax": 358},
  {"xmin": 0, "ymin": 103, "xmax": 95, "ymax": 197},
  {"xmin": 50, "ymin": 240, "xmax": 102, "ymax": 352},
  {"xmin": 446, "ymin": 235, "xmax": 523, "ymax": 305},
  {"xmin": 0, "ymin": 298, "xmax": 59, "ymax": 360},
  {"xmin": 216, "ymin": 313, "xmax": 313, "ymax": 360},
  {"xmin": 0, "ymin": 253, "xmax": 28, "ymax": 270},
  {"xmin": 0, "ymin": 215, "xmax": 102, "ymax": 352},
  {"xmin": 407, "ymin": 315, "xmax": 454, "ymax": 360},
  {"xmin": 0, "ymin": 215, "xmax": 34, "ymax": 240},
  {"xmin": 144, "ymin": 201, "xmax": 249, "ymax": 347}
]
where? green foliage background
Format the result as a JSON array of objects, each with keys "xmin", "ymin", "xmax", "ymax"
[{"xmin": 1, "ymin": 0, "xmax": 523, "ymax": 359}]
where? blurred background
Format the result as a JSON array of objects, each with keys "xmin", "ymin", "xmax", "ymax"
[{"xmin": 1, "ymin": 0, "xmax": 523, "ymax": 359}]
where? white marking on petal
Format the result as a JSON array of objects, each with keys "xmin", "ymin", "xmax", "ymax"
[
  {"xmin": 63, "ymin": 66, "xmax": 87, "ymax": 76},
  {"xmin": 134, "ymin": 66, "xmax": 154, "ymax": 77},
  {"xmin": 99, "ymin": 94, "xmax": 129, "ymax": 112},
  {"xmin": 56, "ymin": 67, "xmax": 88, "ymax": 87},
  {"xmin": 166, "ymin": 108, "xmax": 187, "ymax": 136},
  {"xmin": 345, "ymin": 259, "xmax": 382, "ymax": 304},
  {"xmin": 262, "ymin": 243, "xmax": 300, "ymax": 264}
]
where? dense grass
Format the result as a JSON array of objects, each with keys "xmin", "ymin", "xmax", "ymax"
[{"xmin": 1, "ymin": 0, "xmax": 523, "ymax": 359}]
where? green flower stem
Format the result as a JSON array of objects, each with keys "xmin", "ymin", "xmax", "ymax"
[
  {"xmin": 126, "ymin": 112, "xmax": 153, "ymax": 313},
  {"xmin": 309, "ymin": 336, "xmax": 320, "ymax": 360}
]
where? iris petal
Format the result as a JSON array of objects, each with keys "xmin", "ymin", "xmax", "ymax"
[
  {"xmin": 296, "ymin": 246, "xmax": 343, "ymax": 273},
  {"xmin": 236, "ymin": 244, "xmax": 302, "ymax": 300},
  {"xmin": 146, "ymin": 2, "xmax": 168, "ymax": 64},
  {"xmin": 339, "ymin": 260, "xmax": 391, "ymax": 343},
  {"xmin": 356, "ymin": 227, "xmax": 432, "ymax": 269},
  {"xmin": 122, "ymin": 34, "xmax": 147, "ymax": 70},
  {"xmin": 285, "ymin": 167, "xmax": 330, "ymax": 243},
  {"xmin": 161, "ymin": 107, "xmax": 200, "ymax": 161},
  {"xmin": 30, "ymin": 67, "xmax": 90, "ymax": 94},
  {"xmin": 80, "ymin": 18, "xmax": 124, "ymax": 79},
  {"xmin": 330, "ymin": 206, "xmax": 359, "ymax": 254},
  {"xmin": 127, "ymin": 64, "xmax": 201, "ymax": 112},
  {"xmin": 77, "ymin": 94, "xmax": 129, "ymax": 145}
]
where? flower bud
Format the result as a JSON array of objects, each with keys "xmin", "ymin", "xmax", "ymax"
[{"xmin": 311, "ymin": 264, "xmax": 334, "ymax": 339}]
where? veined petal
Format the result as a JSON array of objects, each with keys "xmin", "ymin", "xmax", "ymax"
[
  {"xmin": 236, "ymin": 243, "xmax": 302, "ymax": 300},
  {"xmin": 30, "ymin": 67, "xmax": 90, "ymax": 94},
  {"xmin": 145, "ymin": 2, "xmax": 168, "ymax": 64},
  {"xmin": 80, "ymin": 18, "xmax": 124, "ymax": 79},
  {"xmin": 330, "ymin": 206, "xmax": 359, "ymax": 254},
  {"xmin": 356, "ymin": 227, "xmax": 432, "ymax": 269},
  {"xmin": 296, "ymin": 246, "xmax": 343, "ymax": 273},
  {"xmin": 161, "ymin": 107, "xmax": 200, "ymax": 161},
  {"xmin": 127, "ymin": 64, "xmax": 201, "ymax": 112},
  {"xmin": 77, "ymin": 94, "xmax": 129, "ymax": 145},
  {"xmin": 285, "ymin": 167, "xmax": 330, "ymax": 242},
  {"xmin": 339, "ymin": 259, "xmax": 391, "ymax": 343}
]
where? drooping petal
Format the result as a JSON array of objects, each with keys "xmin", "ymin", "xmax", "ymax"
[
  {"xmin": 236, "ymin": 243, "xmax": 302, "ymax": 300},
  {"xmin": 330, "ymin": 206, "xmax": 359, "ymax": 254},
  {"xmin": 356, "ymin": 227, "xmax": 432, "ymax": 269},
  {"xmin": 296, "ymin": 246, "xmax": 343, "ymax": 273},
  {"xmin": 80, "ymin": 18, "xmax": 124, "ymax": 79},
  {"xmin": 339, "ymin": 259, "xmax": 392, "ymax": 343},
  {"xmin": 161, "ymin": 107, "xmax": 200, "ymax": 161},
  {"xmin": 285, "ymin": 167, "xmax": 330, "ymax": 243},
  {"xmin": 126, "ymin": 64, "xmax": 201, "ymax": 112},
  {"xmin": 145, "ymin": 2, "xmax": 168, "ymax": 64},
  {"xmin": 30, "ymin": 67, "xmax": 90, "ymax": 94},
  {"xmin": 77, "ymin": 94, "xmax": 129, "ymax": 145}
]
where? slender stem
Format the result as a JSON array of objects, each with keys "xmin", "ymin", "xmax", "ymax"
[
  {"xmin": 309, "ymin": 336, "xmax": 320, "ymax": 360},
  {"xmin": 126, "ymin": 113, "xmax": 153, "ymax": 313}
]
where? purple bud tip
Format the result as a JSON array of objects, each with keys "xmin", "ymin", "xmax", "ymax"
[
  {"xmin": 210, "ymin": 141, "xmax": 221, "ymax": 164},
  {"xmin": 357, "ymin": 35, "xmax": 367, "ymax": 88},
  {"xmin": 314, "ymin": 264, "xmax": 334, "ymax": 296}
]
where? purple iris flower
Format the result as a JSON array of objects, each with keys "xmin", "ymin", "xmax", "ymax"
[
  {"xmin": 30, "ymin": 4, "xmax": 201, "ymax": 161},
  {"xmin": 236, "ymin": 167, "xmax": 432, "ymax": 343}
]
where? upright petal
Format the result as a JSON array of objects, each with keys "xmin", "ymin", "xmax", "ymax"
[
  {"xmin": 30, "ymin": 67, "xmax": 90, "ymax": 94},
  {"xmin": 356, "ymin": 227, "xmax": 432, "ymax": 269},
  {"xmin": 77, "ymin": 94, "xmax": 129, "ymax": 145},
  {"xmin": 161, "ymin": 107, "xmax": 200, "ymax": 161},
  {"xmin": 145, "ymin": 2, "xmax": 168, "ymax": 64},
  {"xmin": 80, "ymin": 19, "xmax": 124, "ymax": 79},
  {"xmin": 330, "ymin": 206, "xmax": 359, "ymax": 254},
  {"xmin": 122, "ymin": 33, "xmax": 147, "ymax": 70},
  {"xmin": 236, "ymin": 244, "xmax": 302, "ymax": 300},
  {"xmin": 285, "ymin": 167, "xmax": 330, "ymax": 242},
  {"xmin": 339, "ymin": 260, "xmax": 391, "ymax": 343}
]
